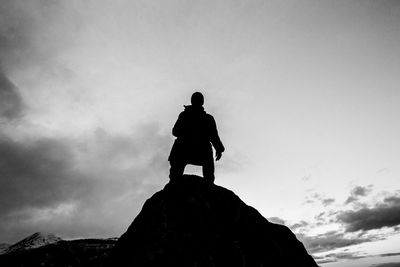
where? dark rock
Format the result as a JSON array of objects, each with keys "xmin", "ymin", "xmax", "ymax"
[{"xmin": 110, "ymin": 175, "xmax": 319, "ymax": 267}]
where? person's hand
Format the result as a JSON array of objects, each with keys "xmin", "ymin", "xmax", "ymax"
[{"xmin": 216, "ymin": 151, "xmax": 222, "ymax": 161}]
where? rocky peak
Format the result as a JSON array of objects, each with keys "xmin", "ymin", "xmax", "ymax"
[
  {"xmin": 4, "ymin": 232, "xmax": 62, "ymax": 254},
  {"xmin": 110, "ymin": 175, "xmax": 319, "ymax": 267},
  {"xmin": 0, "ymin": 243, "xmax": 10, "ymax": 255}
]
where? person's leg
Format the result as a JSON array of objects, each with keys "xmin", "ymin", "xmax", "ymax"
[
  {"xmin": 169, "ymin": 161, "xmax": 186, "ymax": 180},
  {"xmin": 202, "ymin": 159, "xmax": 215, "ymax": 184}
]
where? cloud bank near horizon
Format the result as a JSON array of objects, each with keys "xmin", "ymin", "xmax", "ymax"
[
  {"xmin": 0, "ymin": 121, "xmax": 171, "ymax": 243},
  {"xmin": 280, "ymin": 187, "xmax": 400, "ymax": 264}
]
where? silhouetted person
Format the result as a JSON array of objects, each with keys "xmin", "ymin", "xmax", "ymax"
[{"xmin": 168, "ymin": 92, "xmax": 224, "ymax": 183}]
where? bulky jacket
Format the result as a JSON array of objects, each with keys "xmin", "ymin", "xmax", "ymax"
[{"xmin": 168, "ymin": 105, "xmax": 224, "ymax": 165}]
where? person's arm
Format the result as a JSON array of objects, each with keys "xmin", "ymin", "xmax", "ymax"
[
  {"xmin": 209, "ymin": 116, "xmax": 225, "ymax": 160},
  {"xmin": 172, "ymin": 112, "xmax": 185, "ymax": 137}
]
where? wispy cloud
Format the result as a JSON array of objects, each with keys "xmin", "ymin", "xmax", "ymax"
[
  {"xmin": 345, "ymin": 185, "xmax": 373, "ymax": 205},
  {"xmin": 290, "ymin": 220, "xmax": 309, "ymax": 231},
  {"xmin": 303, "ymin": 193, "xmax": 336, "ymax": 207},
  {"xmin": 298, "ymin": 231, "xmax": 373, "ymax": 254},
  {"xmin": 267, "ymin": 216, "xmax": 285, "ymax": 225},
  {"xmin": 322, "ymin": 198, "xmax": 335, "ymax": 207},
  {"xmin": 0, "ymin": 72, "xmax": 24, "ymax": 120},
  {"xmin": 379, "ymin": 252, "xmax": 400, "ymax": 258},
  {"xmin": 370, "ymin": 263, "xmax": 400, "ymax": 267}
]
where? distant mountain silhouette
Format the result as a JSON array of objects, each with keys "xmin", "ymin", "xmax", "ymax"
[
  {"xmin": 110, "ymin": 175, "xmax": 319, "ymax": 267},
  {"xmin": 2, "ymin": 232, "xmax": 62, "ymax": 255},
  {"xmin": 0, "ymin": 234, "xmax": 116, "ymax": 267},
  {"xmin": 0, "ymin": 176, "xmax": 319, "ymax": 267},
  {"xmin": 0, "ymin": 243, "xmax": 9, "ymax": 254}
]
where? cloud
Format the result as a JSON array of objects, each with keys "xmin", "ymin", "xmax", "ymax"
[
  {"xmin": 322, "ymin": 198, "xmax": 335, "ymax": 206},
  {"xmin": 0, "ymin": 124, "xmax": 171, "ymax": 243},
  {"xmin": 297, "ymin": 231, "xmax": 372, "ymax": 253},
  {"xmin": 318, "ymin": 251, "xmax": 367, "ymax": 264},
  {"xmin": 0, "ymin": 0, "xmax": 82, "ymax": 71},
  {"xmin": 384, "ymin": 196, "xmax": 400, "ymax": 206},
  {"xmin": 370, "ymin": 263, "xmax": 400, "ymax": 267},
  {"xmin": 0, "ymin": 0, "xmax": 85, "ymax": 126},
  {"xmin": 345, "ymin": 196, "xmax": 358, "ymax": 205},
  {"xmin": 301, "ymin": 174, "xmax": 311, "ymax": 181},
  {"xmin": 290, "ymin": 220, "xmax": 309, "ymax": 231},
  {"xmin": 338, "ymin": 195, "xmax": 400, "ymax": 232},
  {"xmin": 267, "ymin": 216, "xmax": 285, "ymax": 225},
  {"xmin": 0, "ymin": 135, "xmax": 82, "ymax": 217},
  {"xmin": 304, "ymin": 193, "xmax": 336, "ymax": 207},
  {"xmin": 352, "ymin": 186, "xmax": 371, "ymax": 197},
  {"xmin": 303, "ymin": 199, "xmax": 315, "ymax": 205},
  {"xmin": 0, "ymin": 72, "xmax": 24, "ymax": 119},
  {"xmin": 299, "ymin": 191, "xmax": 400, "ymax": 258},
  {"xmin": 379, "ymin": 252, "xmax": 400, "ymax": 257},
  {"xmin": 345, "ymin": 185, "xmax": 372, "ymax": 204}
]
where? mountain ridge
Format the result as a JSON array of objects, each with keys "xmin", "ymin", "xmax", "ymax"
[
  {"xmin": 0, "ymin": 175, "xmax": 319, "ymax": 266},
  {"xmin": 0, "ymin": 243, "xmax": 10, "ymax": 254},
  {"xmin": 0, "ymin": 236, "xmax": 116, "ymax": 267},
  {"xmin": 2, "ymin": 232, "xmax": 62, "ymax": 255}
]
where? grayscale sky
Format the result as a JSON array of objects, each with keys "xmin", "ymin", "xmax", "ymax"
[{"xmin": 1, "ymin": 1, "xmax": 399, "ymax": 266}]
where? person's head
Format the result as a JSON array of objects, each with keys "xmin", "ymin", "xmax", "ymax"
[{"xmin": 191, "ymin": 92, "xmax": 204, "ymax": 107}]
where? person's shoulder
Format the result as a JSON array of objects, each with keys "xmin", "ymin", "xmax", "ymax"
[
  {"xmin": 205, "ymin": 113, "xmax": 215, "ymax": 121},
  {"xmin": 178, "ymin": 108, "xmax": 187, "ymax": 116}
]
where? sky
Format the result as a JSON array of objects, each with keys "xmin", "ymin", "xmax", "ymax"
[{"xmin": 0, "ymin": 0, "xmax": 400, "ymax": 266}]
